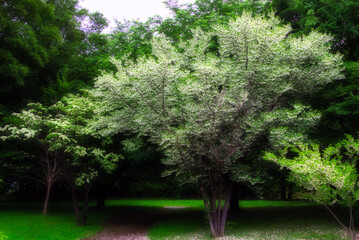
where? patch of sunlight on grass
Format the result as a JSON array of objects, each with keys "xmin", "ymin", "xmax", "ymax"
[
  {"xmin": 104, "ymin": 199, "xmax": 315, "ymax": 209},
  {"xmin": 105, "ymin": 198, "xmax": 205, "ymax": 209},
  {"xmin": 238, "ymin": 200, "xmax": 316, "ymax": 208}
]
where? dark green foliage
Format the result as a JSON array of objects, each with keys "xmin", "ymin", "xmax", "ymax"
[
  {"xmin": 272, "ymin": 0, "xmax": 359, "ymax": 60},
  {"xmin": 111, "ymin": 136, "xmax": 187, "ymax": 197},
  {"xmin": 272, "ymin": 0, "xmax": 359, "ymax": 142},
  {"xmin": 0, "ymin": 0, "xmax": 113, "ymax": 110},
  {"xmin": 108, "ymin": 18, "xmax": 160, "ymax": 61},
  {"xmin": 0, "ymin": 1, "xmax": 113, "ymax": 199},
  {"xmin": 311, "ymin": 61, "xmax": 359, "ymax": 141},
  {"xmin": 0, "ymin": 0, "xmax": 63, "ymax": 108},
  {"xmin": 39, "ymin": 3, "xmax": 111, "ymax": 104},
  {"xmin": 159, "ymin": 0, "xmax": 270, "ymax": 42}
]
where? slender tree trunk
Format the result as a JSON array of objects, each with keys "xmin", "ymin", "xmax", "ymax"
[
  {"xmin": 71, "ymin": 183, "xmax": 81, "ymax": 225},
  {"xmin": 39, "ymin": 151, "xmax": 60, "ymax": 216},
  {"xmin": 219, "ymin": 183, "xmax": 233, "ymax": 236},
  {"xmin": 82, "ymin": 183, "xmax": 90, "ymax": 226},
  {"xmin": 204, "ymin": 183, "xmax": 234, "ymax": 238},
  {"xmin": 42, "ymin": 179, "xmax": 52, "ymax": 215},
  {"xmin": 324, "ymin": 205, "xmax": 356, "ymax": 240},
  {"xmin": 349, "ymin": 204, "xmax": 356, "ymax": 240}
]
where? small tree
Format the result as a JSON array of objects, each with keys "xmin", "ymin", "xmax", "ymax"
[
  {"xmin": 93, "ymin": 12, "xmax": 342, "ymax": 237},
  {"xmin": 1, "ymin": 95, "xmax": 120, "ymax": 223},
  {"xmin": 0, "ymin": 103, "xmax": 70, "ymax": 215},
  {"xmin": 264, "ymin": 134, "xmax": 359, "ymax": 240},
  {"xmin": 53, "ymin": 94, "xmax": 120, "ymax": 226}
]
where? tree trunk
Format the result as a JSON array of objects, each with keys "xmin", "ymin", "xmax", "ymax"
[
  {"xmin": 229, "ymin": 182, "xmax": 240, "ymax": 214},
  {"xmin": 203, "ymin": 183, "xmax": 234, "ymax": 238},
  {"xmin": 219, "ymin": 183, "xmax": 233, "ymax": 236},
  {"xmin": 325, "ymin": 205, "xmax": 356, "ymax": 240},
  {"xmin": 42, "ymin": 179, "xmax": 52, "ymax": 215},
  {"xmin": 349, "ymin": 204, "xmax": 356, "ymax": 240},
  {"xmin": 71, "ymin": 183, "xmax": 81, "ymax": 225},
  {"xmin": 82, "ymin": 183, "xmax": 90, "ymax": 226}
]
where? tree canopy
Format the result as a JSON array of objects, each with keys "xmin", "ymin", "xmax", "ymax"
[{"xmin": 92, "ymin": 12, "xmax": 342, "ymax": 237}]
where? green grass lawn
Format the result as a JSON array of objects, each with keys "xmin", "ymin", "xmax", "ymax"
[
  {"xmin": 0, "ymin": 202, "xmax": 112, "ymax": 240},
  {"xmin": 105, "ymin": 198, "xmax": 205, "ymax": 209},
  {"xmin": 0, "ymin": 199, "xmax": 350, "ymax": 240},
  {"xmin": 105, "ymin": 198, "xmax": 315, "ymax": 209},
  {"xmin": 148, "ymin": 200, "xmax": 348, "ymax": 240}
]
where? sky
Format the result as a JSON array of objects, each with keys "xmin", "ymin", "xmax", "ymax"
[{"xmin": 78, "ymin": 0, "xmax": 196, "ymax": 32}]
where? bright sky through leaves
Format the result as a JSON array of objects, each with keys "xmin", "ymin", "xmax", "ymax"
[{"xmin": 79, "ymin": 0, "xmax": 195, "ymax": 32}]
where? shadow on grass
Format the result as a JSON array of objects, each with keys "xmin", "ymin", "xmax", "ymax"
[
  {"xmin": 0, "ymin": 201, "xmax": 350, "ymax": 240},
  {"xmin": 149, "ymin": 205, "xmax": 349, "ymax": 240}
]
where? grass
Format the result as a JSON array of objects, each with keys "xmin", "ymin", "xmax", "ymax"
[
  {"xmin": 0, "ymin": 199, "xmax": 350, "ymax": 240},
  {"xmin": 105, "ymin": 198, "xmax": 315, "ymax": 209},
  {"xmin": 0, "ymin": 202, "xmax": 112, "ymax": 240},
  {"xmin": 147, "ymin": 200, "xmax": 349, "ymax": 240},
  {"xmin": 105, "ymin": 198, "xmax": 204, "ymax": 209},
  {"xmin": 224, "ymin": 205, "xmax": 348, "ymax": 240}
]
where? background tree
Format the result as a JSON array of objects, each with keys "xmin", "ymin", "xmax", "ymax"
[
  {"xmin": 0, "ymin": 0, "xmax": 63, "ymax": 109},
  {"xmin": 0, "ymin": 0, "xmax": 112, "ymax": 111},
  {"xmin": 108, "ymin": 18, "xmax": 160, "ymax": 62},
  {"xmin": 160, "ymin": 0, "xmax": 270, "ymax": 43},
  {"xmin": 264, "ymin": 135, "xmax": 359, "ymax": 240},
  {"xmin": 93, "ymin": 12, "xmax": 342, "ymax": 237},
  {"xmin": 272, "ymin": 0, "xmax": 359, "ymax": 60}
]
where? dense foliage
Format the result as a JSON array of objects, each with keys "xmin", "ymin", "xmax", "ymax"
[
  {"xmin": 92, "ymin": 12, "xmax": 342, "ymax": 236},
  {"xmin": 265, "ymin": 135, "xmax": 359, "ymax": 239},
  {"xmin": 0, "ymin": 94, "xmax": 119, "ymax": 225}
]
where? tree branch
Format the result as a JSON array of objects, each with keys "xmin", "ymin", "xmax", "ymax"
[{"xmin": 324, "ymin": 205, "xmax": 348, "ymax": 231}]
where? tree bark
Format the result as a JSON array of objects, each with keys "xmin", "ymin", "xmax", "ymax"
[
  {"xmin": 42, "ymin": 179, "xmax": 52, "ymax": 215},
  {"xmin": 39, "ymin": 150, "xmax": 61, "ymax": 216},
  {"xmin": 205, "ymin": 183, "xmax": 234, "ymax": 238},
  {"xmin": 219, "ymin": 183, "xmax": 233, "ymax": 236},
  {"xmin": 82, "ymin": 183, "xmax": 90, "ymax": 226},
  {"xmin": 349, "ymin": 204, "xmax": 356, "ymax": 240},
  {"xmin": 71, "ymin": 183, "xmax": 81, "ymax": 225}
]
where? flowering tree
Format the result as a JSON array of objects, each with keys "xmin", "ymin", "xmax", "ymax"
[
  {"xmin": 93, "ymin": 12, "xmax": 342, "ymax": 237},
  {"xmin": 53, "ymin": 94, "xmax": 120, "ymax": 225},
  {"xmin": 0, "ymin": 103, "xmax": 70, "ymax": 215},
  {"xmin": 0, "ymin": 94, "xmax": 119, "ymax": 224},
  {"xmin": 264, "ymin": 135, "xmax": 359, "ymax": 240}
]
